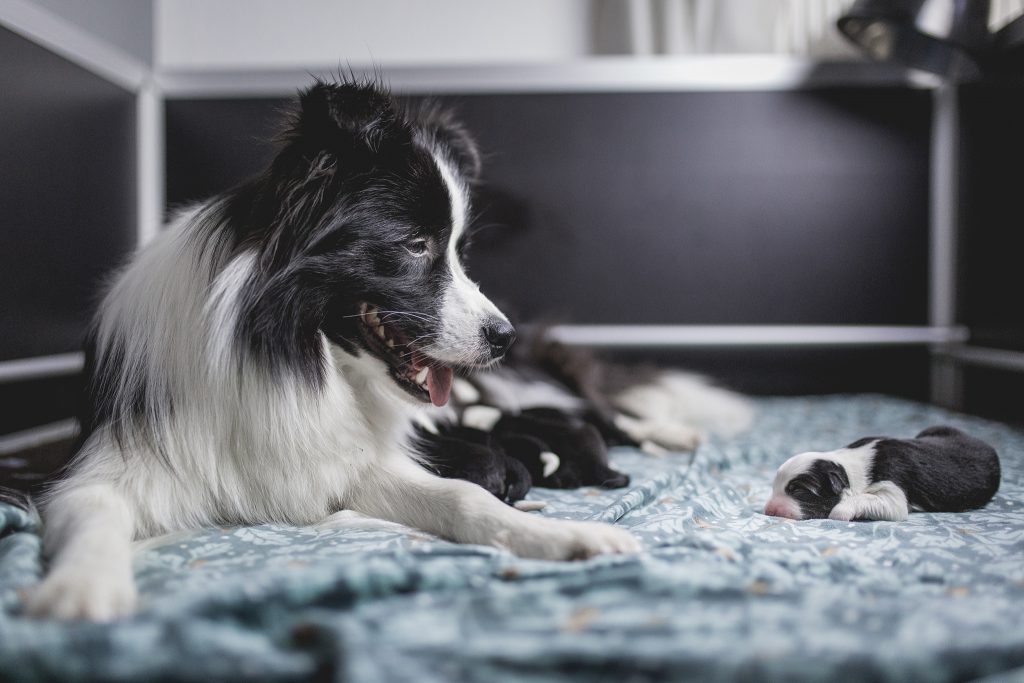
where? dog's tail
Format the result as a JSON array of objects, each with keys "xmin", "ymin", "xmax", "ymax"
[
  {"xmin": 525, "ymin": 331, "xmax": 755, "ymax": 439},
  {"xmin": 612, "ymin": 370, "xmax": 755, "ymax": 439}
]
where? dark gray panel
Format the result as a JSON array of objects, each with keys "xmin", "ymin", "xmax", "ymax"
[
  {"xmin": 0, "ymin": 27, "xmax": 137, "ymax": 362},
  {"xmin": 963, "ymin": 366, "xmax": 1024, "ymax": 427},
  {"xmin": 166, "ymin": 89, "xmax": 931, "ymax": 326},
  {"xmin": 610, "ymin": 347, "xmax": 931, "ymax": 399},
  {"xmin": 960, "ymin": 84, "xmax": 1024, "ymax": 352},
  {"xmin": 165, "ymin": 98, "xmax": 284, "ymax": 209},
  {"xmin": 460, "ymin": 90, "xmax": 931, "ymax": 326},
  {"xmin": 0, "ymin": 374, "xmax": 82, "ymax": 435}
]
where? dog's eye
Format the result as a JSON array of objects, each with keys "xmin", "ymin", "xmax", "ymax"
[{"xmin": 404, "ymin": 238, "xmax": 430, "ymax": 257}]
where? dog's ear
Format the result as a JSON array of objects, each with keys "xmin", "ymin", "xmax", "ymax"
[
  {"xmin": 296, "ymin": 81, "xmax": 408, "ymax": 153},
  {"xmin": 414, "ymin": 102, "xmax": 482, "ymax": 182}
]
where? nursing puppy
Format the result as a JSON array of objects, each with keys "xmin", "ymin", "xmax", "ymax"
[
  {"xmin": 418, "ymin": 407, "xmax": 631, "ymax": 505},
  {"xmin": 27, "ymin": 80, "xmax": 638, "ymax": 621},
  {"xmin": 765, "ymin": 426, "xmax": 1000, "ymax": 521},
  {"xmin": 416, "ymin": 424, "xmax": 534, "ymax": 505},
  {"xmin": 491, "ymin": 408, "xmax": 630, "ymax": 490}
]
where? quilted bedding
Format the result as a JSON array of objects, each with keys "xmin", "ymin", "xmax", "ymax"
[{"xmin": 1, "ymin": 395, "xmax": 1022, "ymax": 682}]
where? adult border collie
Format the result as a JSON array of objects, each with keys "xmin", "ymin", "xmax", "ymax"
[{"xmin": 26, "ymin": 80, "xmax": 638, "ymax": 621}]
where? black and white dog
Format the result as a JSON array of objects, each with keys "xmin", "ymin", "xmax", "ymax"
[
  {"xmin": 26, "ymin": 80, "xmax": 641, "ymax": 621},
  {"xmin": 765, "ymin": 426, "xmax": 1000, "ymax": 521}
]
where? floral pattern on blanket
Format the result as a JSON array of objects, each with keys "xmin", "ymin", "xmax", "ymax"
[{"xmin": 1, "ymin": 395, "xmax": 1022, "ymax": 682}]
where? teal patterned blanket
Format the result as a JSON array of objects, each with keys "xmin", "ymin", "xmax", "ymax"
[{"xmin": 1, "ymin": 395, "xmax": 1022, "ymax": 682}]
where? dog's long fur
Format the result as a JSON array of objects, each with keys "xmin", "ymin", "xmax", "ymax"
[{"xmin": 26, "ymin": 80, "xmax": 638, "ymax": 621}]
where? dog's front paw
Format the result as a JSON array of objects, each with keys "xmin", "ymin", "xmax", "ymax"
[
  {"xmin": 23, "ymin": 569, "xmax": 137, "ymax": 621},
  {"xmin": 499, "ymin": 519, "xmax": 641, "ymax": 561}
]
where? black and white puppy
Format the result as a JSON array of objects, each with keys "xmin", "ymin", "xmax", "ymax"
[
  {"xmin": 765, "ymin": 426, "xmax": 1001, "ymax": 521},
  {"xmin": 27, "ymin": 80, "xmax": 639, "ymax": 621},
  {"xmin": 491, "ymin": 408, "xmax": 630, "ymax": 490},
  {"xmin": 419, "ymin": 406, "xmax": 631, "ymax": 505},
  {"xmin": 416, "ymin": 424, "xmax": 534, "ymax": 505}
]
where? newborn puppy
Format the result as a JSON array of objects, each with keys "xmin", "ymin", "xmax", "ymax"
[
  {"xmin": 765, "ymin": 426, "xmax": 1000, "ymax": 521},
  {"xmin": 418, "ymin": 405, "xmax": 631, "ymax": 506},
  {"xmin": 493, "ymin": 408, "xmax": 630, "ymax": 489},
  {"xmin": 416, "ymin": 426, "xmax": 533, "ymax": 505}
]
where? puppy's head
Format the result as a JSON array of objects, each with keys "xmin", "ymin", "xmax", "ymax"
[
  {"xmin": 232, "ymin": 80, "xmax": 513, "ymax": 406},
  {"xmin": 764, "ymin": 453, "xmax": 851, "ymax": 519}
]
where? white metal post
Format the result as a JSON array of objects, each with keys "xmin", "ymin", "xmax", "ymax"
[{"xmin": 929, "ymin": 84, "xmax": 965, "ymax": 408}]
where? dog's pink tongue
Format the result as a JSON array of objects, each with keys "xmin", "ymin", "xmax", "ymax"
[{"xmin": 426, "ymin": 366, "xmax": 454, "ymax": 407}]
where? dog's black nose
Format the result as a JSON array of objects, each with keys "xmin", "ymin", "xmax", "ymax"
[{"xmin": 483, "ymin": 320, "xmax": 516, "ymax": 358}]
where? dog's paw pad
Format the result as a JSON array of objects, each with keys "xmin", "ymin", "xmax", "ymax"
[
  {"xmin": 510, "ymin": 519, "xmax": 642, "ymax": 560},
  {"xmin": 566, "ymin": 522, "xmax": 642, "ymax": 559}
]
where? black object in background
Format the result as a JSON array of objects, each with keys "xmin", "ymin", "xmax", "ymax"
[
  {"xmin": 960, "ymin": 85, "xmax": 1024, "ymax": 353},
  {"xmin": 0, "ymin": 27, "xmax": 137, "ymax": 363}
]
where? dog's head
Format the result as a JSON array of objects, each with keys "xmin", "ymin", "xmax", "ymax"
[
  {"xmin": 229, "ymin": 80, "xmax": 513, "ymax": 406},
  {"xmin": 764, "ymin": 453, "xmax": 851, "ymax": 519}
]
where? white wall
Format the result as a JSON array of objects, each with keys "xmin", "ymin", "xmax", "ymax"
[{"xmin": 156, "ymin": 0, "xmax": 597, "ymax": 70}]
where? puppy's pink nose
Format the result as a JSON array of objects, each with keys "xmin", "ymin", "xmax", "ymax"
[{"xmin": 764, "ymin": 499, "xmax": 796, "ymax": 519}]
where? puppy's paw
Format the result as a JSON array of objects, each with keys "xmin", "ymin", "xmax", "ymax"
[
  {"xmin": 499, "ymin": 519, "xmax": 642, "ymax": 561},
  {"xmin": 23, "ymin": 569, "xmax": 137, "ymax": 622},
  {"xmin": 828, "ymin": 505, "xmax": 855, "ymax": 522}
]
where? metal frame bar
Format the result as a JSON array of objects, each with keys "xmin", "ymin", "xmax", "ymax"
[
  {"xmin": 0, "ymin": 0, "xmax": 147, "ymax": 91},
  {"xmin": 0, "ymin": 418, "xmax": 77, "ymax": 455},
  {"xmin": 928, "ymin": 84, "xmax": 965, "ymax": 408},
  {"xmin": 0, "ymin": 328, "xmax": 972, "ymax": 383},
  {"xmin": 136, "ymin": 79, "xmax": 164, "ymax": 247},
  {"xmin": 0, "ymin": 353, "xmax": 84, "ymax": 383},
  {"xmin": 545, "ymin": 325, "xmax": 968, "ymax": 348},
  {"xmin": 156, "ymin": 57, "xmax": 940, "ymax": 99},
  {"xmin": 941, "ymin": 345, "xmax": 1024, "ymax": 374}
]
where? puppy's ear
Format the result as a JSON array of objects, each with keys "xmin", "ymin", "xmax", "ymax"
[
  {"xmin": 826, "ymin": 470, "xmax": 847, "ymax": 495},
  {"xmin": 296, "ymin": 82, "xmax": 408, "ymax": 152}
]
